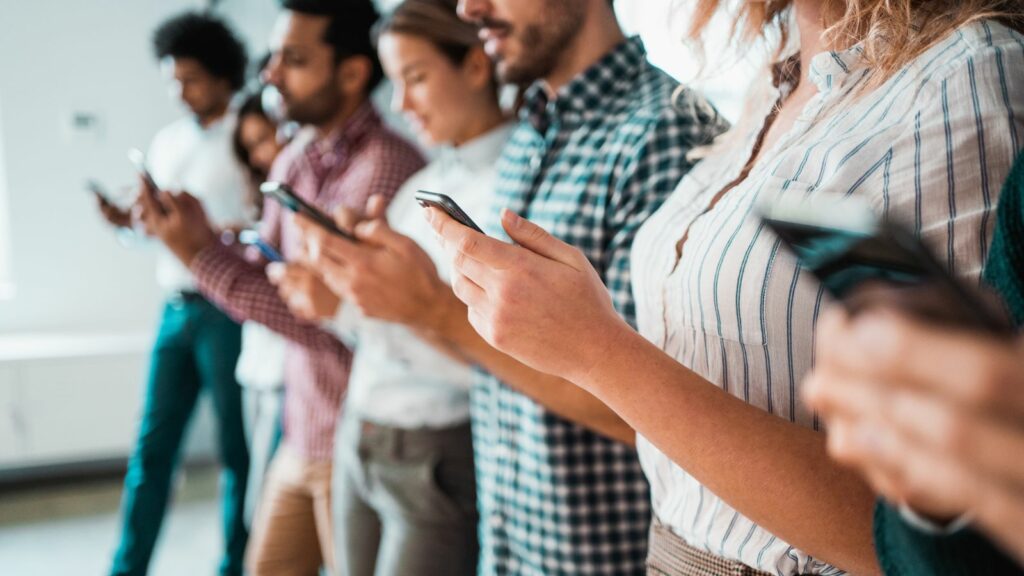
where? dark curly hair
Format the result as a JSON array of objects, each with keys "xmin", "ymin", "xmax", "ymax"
[
  {"xmin": 280, "ymin": 0, "xmax": 384, "ymax": 92},
  {"xmin": 153, "ymin": 12, "xmax": 248, "ymax": 91}
]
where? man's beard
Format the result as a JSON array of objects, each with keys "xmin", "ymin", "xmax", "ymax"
[
  {"xmin": 494, "ymin": 1, "xmax": 586, "ymax": 85},
  {"xmin": 281, "ymin": 73, "xmax": 345, "ymax": 127}
]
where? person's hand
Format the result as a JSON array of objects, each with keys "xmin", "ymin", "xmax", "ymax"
[
  {"xmin": 93, "ymin": 192, "xmax": 132, "ymax": 228},
  {"xmin": 426, "ymin": 207, "xmax": 632, "ymax": 382},
  {"xmin": 805, "ymin": 309, "xmax": 1024, "ymax": 561},
  {"xmin": 137, "ymin": 188, "xmax": 218, "ymax": 266},
  {"xmin": 296, "ymin": 197, "xmax": 455, "ymax": 331},
  {"xmin": 267, "ymin": 261, "xmax": 341, "ymax": 321}
]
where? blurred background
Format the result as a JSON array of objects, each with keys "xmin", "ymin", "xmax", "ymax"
[{"xmin": 0, "ymin": 0, "xmax": 757, "ymax": 573}]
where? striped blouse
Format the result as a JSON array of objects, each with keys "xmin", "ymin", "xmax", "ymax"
[{"xmin": 630, "ymin": 21, "xmax": 1024, "ymax": 575}]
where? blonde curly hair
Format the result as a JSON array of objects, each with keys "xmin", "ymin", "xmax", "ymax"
[{"xmin": 685, "ymin": 0, "xmax": 1024, "ymax": 85}]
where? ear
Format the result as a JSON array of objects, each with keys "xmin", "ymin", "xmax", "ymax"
[
  {"xmin": 462, "ymin": 46, "xmax": 495, "ymax": 91},
  {"xmin": 337, "ymin": 56, "xmax": 373, "ymax": 97}
]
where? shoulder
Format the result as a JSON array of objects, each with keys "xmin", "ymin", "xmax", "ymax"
[
  {"xmin": 615, "ymin": 62, "xmax": 729, "ymax": 150},
  {"xmin": 900, "ymin": 20, "xmax": 1024, "ymax": 99},
  {"xmin": 358, "ymin": 123, "xmax": 426, "ymax": 171},
  {"xmin": 267, "ymin": 128, "xmax": 315, "ymax": 182},
  {"xmin": 149, "ymin": 117, "xmax": 194, "ymax": 152}
]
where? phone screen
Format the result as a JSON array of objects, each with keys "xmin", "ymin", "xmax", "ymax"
[
  {"xmin": 238, "ymin": 229, "xmax": 284, "ymax": 262},
  {"xmin": 259, "ymin": 181, "xmax": 356, "ymax": 241},
  {"xmin": 127, "ymin": 148, "xmax": 166, "ymax": 215},
  {"xmin": 760, "ymin": 197, "xmax": 1011, "ymax": 335},
  {"xmin": 414, "ymin": 190, "xmax": 484, "ymax": 234}
]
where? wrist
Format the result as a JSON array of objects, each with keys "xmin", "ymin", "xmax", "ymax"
[
  {"xmin": 426, "ymin": 286, "xmax": 466, "ymax": 338},
  {"xmin": 176, "ymin": 237, "xmax": 215, "ymax": 268},
  {"xmin": 567, "ymin": 318, "xmax": 642, "ymax": 390}
]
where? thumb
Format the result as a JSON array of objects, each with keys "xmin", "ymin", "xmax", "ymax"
[
  {"xmin": 355, "ymin": 218, "xmax": 407, "ymax": 252},
  {"xmin": 366, "ymin": 194, "xmax": 389, "ymax": 220},
  {"xmin": 500, "ymin": 208, "xmax": 579, "ymax": 266}
]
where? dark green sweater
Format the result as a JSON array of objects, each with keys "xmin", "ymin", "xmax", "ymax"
[{"xmin": 873, "ymin": 155, "xmax": 1024, "ymax": 575}]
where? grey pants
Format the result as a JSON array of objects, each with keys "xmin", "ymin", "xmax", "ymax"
[{"xmin": 333, "ymin": 417, "xmax": 478, "ymax": 576}]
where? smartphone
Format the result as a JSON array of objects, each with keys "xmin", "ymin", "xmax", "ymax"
[
  {"xmin": 415, "ymin": 190, "xmax": 484, "ymax": 234},
  {"xmin": 259, "ymin": 181, "xmax": 356, "ymax": 241},
  {"xmin": 127, "ymin": 148, "xmax": 166, "ymax": 215},
  {"xmin": 238, "ymin": 229, "xmax": 284, "ymax": 262},
  {"xmin": 85, "ymin": 179, "xmax": 115, "ymax": 205},
  {"xmin": 759, "ymin": 195, "xmax": 1012, "ymax": 335}
]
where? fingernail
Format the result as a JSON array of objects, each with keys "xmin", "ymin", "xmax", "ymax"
[
  {"xmin": 502, "ymin": 208, "xmax": 521, "ymax": 229},
  {"xmin": 266, "ymin": 262, "xmax": 284, "ymax": 282}
]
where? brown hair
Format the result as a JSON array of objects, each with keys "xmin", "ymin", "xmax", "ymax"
[
  {"xmin": 372, "ymin": 0, "xmax": 483, "ymax": 65},
  {"xmin": 684, "ymin": 0, "xmax": 1024, "ymax": 86}
]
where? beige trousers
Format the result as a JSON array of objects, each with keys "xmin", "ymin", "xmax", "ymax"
[{"xmin": 245, "ymin": 445, "xmax": 334, "ymax": 576}]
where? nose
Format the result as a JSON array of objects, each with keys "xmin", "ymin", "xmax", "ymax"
[
  {"xmin": 390, "ymin": 83, "xmax": 413, "ymax": 115},
  {"xmin": 264, "ymin": 53, "xmax": 284, "ymax": 88}
]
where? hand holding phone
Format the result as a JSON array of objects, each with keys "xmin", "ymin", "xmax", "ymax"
[
  {"xmin": 87, "ymin": 179, "xmax": 133, "ymax": 228},
  {"xmin": 415, "ymin": 190, "xmax": 484, "ymax": 234},
  {"xmin": 128, "ymin": 148, "xmax": 167, "ymax": 216},
  {"xmin": 260, "ymin": 181, "xmax": 356, "ymax": 241},
  {"xmin": 760, "ymin": 195, "xmax": 1011, "ymax": 335},
  {"xmin": 238, "ymin": 229, "xmax": 284, "ymax": 262}
]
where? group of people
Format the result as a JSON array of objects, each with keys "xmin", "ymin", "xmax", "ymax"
[{"xmin": 91, "ymin": 0, "xmax": 1024, "ymax": 575}]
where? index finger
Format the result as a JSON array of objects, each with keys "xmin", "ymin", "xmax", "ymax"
[
  {"xmin": 833, "ymin": 311, "xmax": 1024, "ymax": 413},
  {"xmin": 425, "ymin": 207, "xmax": 520, "ymax": 270}
]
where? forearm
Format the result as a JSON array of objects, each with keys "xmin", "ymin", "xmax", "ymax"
[
  {"xmin": 437, "ymin": 294, "xmax": 635, "ymax": 445},
  {"xmin": 581, "ymin": 327, "xmax": 880, "ymax": 574},
  {"xmin": 192, "ymin": 244, "xmax": 345, "ymax": 353}
]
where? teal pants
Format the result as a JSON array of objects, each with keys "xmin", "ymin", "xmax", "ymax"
[{"xmin": 110, "ymin": 296, "xmax": 249, "ymax": 576}]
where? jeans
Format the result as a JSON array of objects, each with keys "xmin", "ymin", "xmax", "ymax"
[{"xmin": 110, "ymin": 296, "xmax": 249, "ymax": 576}]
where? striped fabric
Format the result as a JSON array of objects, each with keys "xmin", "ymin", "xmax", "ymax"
[
  {"xmin": 631, "ymin": 21, "xmax": 1024, "ymax": 576},
  {"xmin": 647, "ymin": 519, "xmax": 773, "ymax": 576},
  {"xmin": 473, "ymin": 37, "xmax": 729, "ymax": 575},
  {"xmin": 192, "ymin": 103, "xmax": 425, "ymax": 461}
]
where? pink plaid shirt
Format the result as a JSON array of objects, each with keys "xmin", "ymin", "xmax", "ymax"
[{"xmin": 192, "ymin": 102, "xmax": 425, "ymax": 460}]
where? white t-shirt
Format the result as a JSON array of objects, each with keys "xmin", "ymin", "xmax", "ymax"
[
  {"xmin": 330, "ymin": 124, "xmax": 514, "ymax": 429},
  {"xmin": 146, "ymin": 113, "xmax": 251, "ymax": 294}
]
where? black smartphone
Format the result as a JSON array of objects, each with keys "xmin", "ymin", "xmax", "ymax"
[
  {"xmin": 259, "ymin": 181, "xmax": 356, "ymax": 241},
  {"xmin": 127, "ymin": 148, "xmax": 167, "ymax": 215},
  {"xmin": 86, "ymin": 179, "xmax": 115, "ymax": 205},
  {"xmin": 760, "ymin": 195, "xmax": 1012, "ymax": 335},
  {"xmin": 415, "ymin": 190, "xmax": 484, "ymax": 234}
]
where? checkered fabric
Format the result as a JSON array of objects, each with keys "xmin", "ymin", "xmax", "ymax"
[{"xmin": 473, "ymin": 37, "xmax": 730, "ymax": 575}]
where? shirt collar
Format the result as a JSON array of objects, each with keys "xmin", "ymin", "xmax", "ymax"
[
  {"xmin": 519, "ymin": 36, "xmax": 647, "ymax": 134},
  {"xmin": 443, "ymin": 122, "xmax": 515, "ymax": 171},
  {"xmin": 807, "ymin": 45, "xmax": 866, "ymax": 93},
  {"xmin": 305, "ymin": 100, "xmax": 381, "ymax": 169}
]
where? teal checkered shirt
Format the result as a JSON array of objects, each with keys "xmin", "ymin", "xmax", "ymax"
[{"xmin": 472, "ymin": 37, "xmax": 730, "ymax": 575}]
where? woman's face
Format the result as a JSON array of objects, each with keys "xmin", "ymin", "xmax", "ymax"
[
  {"xmin": 378, "ymin": 31, "xmax": 488, "ymax": 147},
  {"xmin": 238, "ymin": 113, "xmax": 282, "ymax": 176}
]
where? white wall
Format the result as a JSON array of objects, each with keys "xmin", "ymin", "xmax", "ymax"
[
  {"xmin": 0, "ymin": 0, "xmax": 279, "ymax": 470},
  {"xmin": 0, "ymin": 0, "xmax": 278, "ymax": 336},
  {"xmin": 0, "ymin": 0, "xmax": 757, "ymax": 337}
]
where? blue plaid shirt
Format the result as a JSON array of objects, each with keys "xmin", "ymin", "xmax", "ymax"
[{"xmin": 473, "ymin": 37, "xmax": 729, "ymax": 575}]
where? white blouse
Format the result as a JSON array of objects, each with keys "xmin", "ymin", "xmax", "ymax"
[
  {"xmin": 330, "ymin": 124, "xmax": 514, "ymax": 429},
  {"xmin": 630, "ymin": 21, "xmax": 1024, "ymax": 575}
]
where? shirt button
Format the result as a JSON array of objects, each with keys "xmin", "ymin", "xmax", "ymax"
[
  {"xmin": 489, "ymin": 513, "xmax": 504, "ymax": 529},
  {"xmin": 529, "ymin": 154, "xmax": 542, "ymax": 172}
]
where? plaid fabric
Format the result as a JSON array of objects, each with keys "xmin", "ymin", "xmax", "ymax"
[
  {"xmin": 647, "ymin": 520, "xmax": 775, "ymax": 576},
  {"xmin": 473, "ymin": 37, "xmax": 730, "ymax": 575},
  {"xmin": 192, "ymin": 103, "xmax": 425, "ymax": 461}
]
